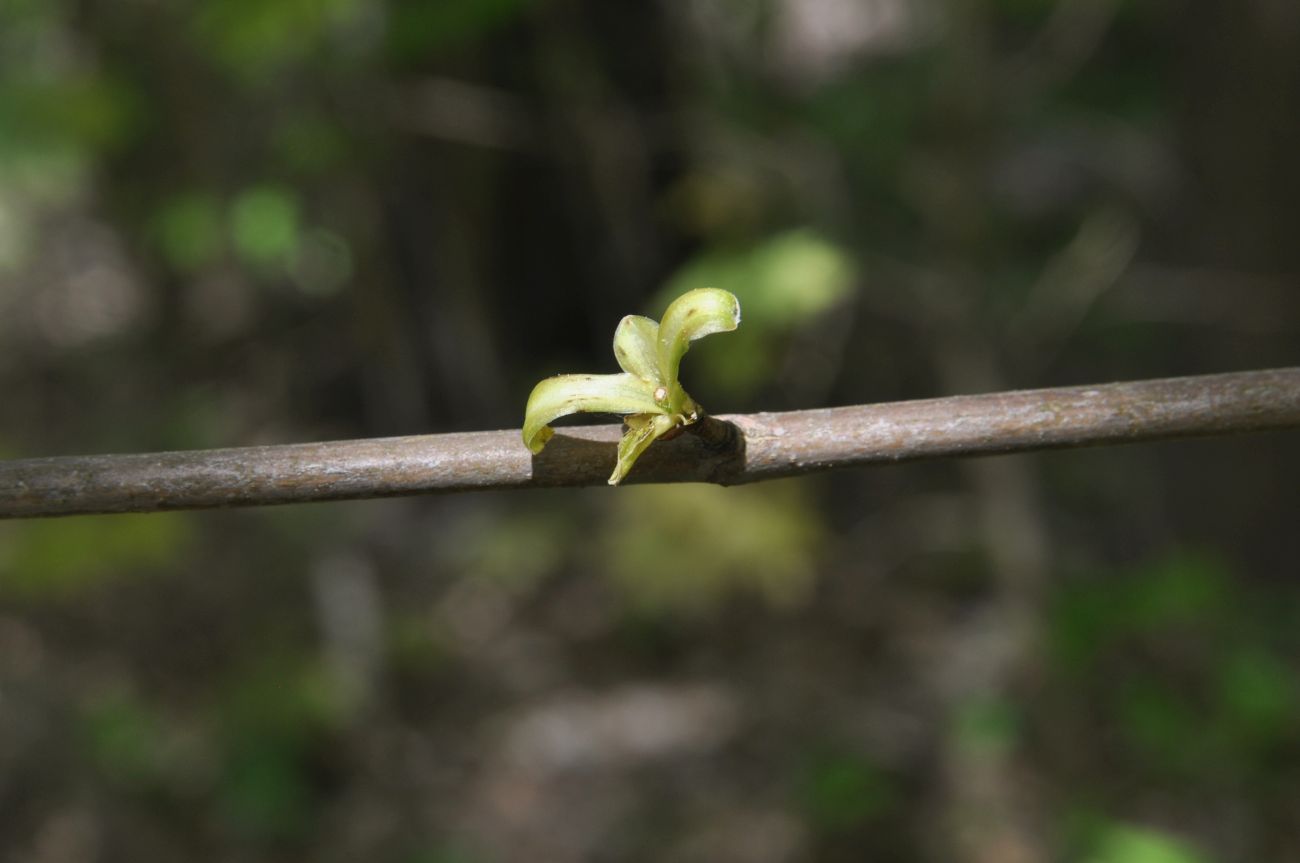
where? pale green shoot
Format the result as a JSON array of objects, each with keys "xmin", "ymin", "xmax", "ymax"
[{"xmin": 523, "ymin": 288, "xmax": 741, "ymax": 485}]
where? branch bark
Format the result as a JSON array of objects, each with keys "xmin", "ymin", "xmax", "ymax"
[{"xmin": 2, "ymin": 367, "xmax": 1297, "ymax": 519}]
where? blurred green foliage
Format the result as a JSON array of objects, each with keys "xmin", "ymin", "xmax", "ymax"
[
  {"xmin": 1215, "ymin": 647, "xmax": 1294, "ymax": 745},
  {"xmin": 596, "ymin": 481, "xmax": 822, "ymax": 613},
  {"xmin": 0, "ymin": 513, "xmax": 193, "ymax": 599},
  {"xmin": 953, "ymin": 695, "xmax": 1021, "ymax": 756},
  {"xmin": 78, "ymin": 690, "xmax": 168, "ymax": 788},
  {"xmin": 0, "ymin": 73, "xmax": 139, "ymax": 155},
  {"xmin": 195, "ymin": 0, "xmax": 366, "ymax": 77},
  {"xmin": 1049, "ymin": 549, "xmax": 1298, "ymax": 783},
  {"xmin": 1051, "ymin": 551, "xmax": 1230, "ymax": 675},
  {"xmin": 450, "ymin": 508, "xmax": 576, "ymax": 589},
  {"xmin": 797, "ymin": 750, "xmax": 895, "ymax": 833},
  {"xmin": 272, "ymin": 112, "xmax": 352, "ymax": 176},
  {"xmin": 215, "ymin": 653, "xmax": 342, "ymax": 839},
  {"xmin": 1082, "ymin": 822, "xmax": 1212, "ymax": 863},
  {"xmin": 656, "ymin": 230, "xmax": 856, "ymax": 397},
  {"xmin": 387, "ymin": 0, "xmax": 536, "ymax": 63},
  {"xmin": 231, "ymin": 184, "xmax": 303, "ymax": 271},
  {"xmin": 152, "ymin": 192, "xmax": 225, "ymax": 272}
]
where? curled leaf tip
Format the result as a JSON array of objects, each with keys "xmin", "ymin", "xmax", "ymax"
[{"xmin": 657, "ymin": 288, "xmax": 742, "ymax": 387}]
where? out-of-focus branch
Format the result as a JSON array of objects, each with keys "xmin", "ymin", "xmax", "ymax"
[{"xmin": 1, "ymin": 368, "xmax": 1297, "ymax": 519}]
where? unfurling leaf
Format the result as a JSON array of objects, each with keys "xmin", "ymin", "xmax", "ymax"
[
  {"xmin": 656, "ymin": 287, "xmax": 741, "ymax": 390},
  {"xmin": 613, "ymin": 315, "xmax": 663, "ymax": 383},
  {"xmin": 522, "ymin": 288, "xmax": 741, "ymax": 485},
  {"xmin": 614, "ymin": 414, "xmax": 677, "ymax": 486},
  {"xmin": 522, "ymin": 373, "xmax": 663, "ymax": 455}
]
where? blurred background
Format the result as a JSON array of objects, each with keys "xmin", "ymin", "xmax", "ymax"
[{"xmin": 1, "ymin": 1, "xmax": 1298, "ymax": 861}]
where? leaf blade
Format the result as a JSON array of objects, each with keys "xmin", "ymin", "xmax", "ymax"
[
  {"xmin": 612, "ymin": 315, "xmax": 663, "ymax": 383},
  {"xmin": 522, "ymin": 373, "xmax": 663, "ymax": 454},
  {"xmin": 610, "ymin": 413, "xmax": 678, "ymax": 485},
  {"xmin": 656, "ymin": 288, "xmax": 741, "ymax": 386}
]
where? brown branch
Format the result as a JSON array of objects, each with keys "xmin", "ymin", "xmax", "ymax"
[{"xmin": 2, "ymin": 368, "xmax": 1297, "ymax": 519}]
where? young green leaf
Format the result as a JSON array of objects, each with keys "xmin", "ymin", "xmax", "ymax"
[
  {"xmin": 522, "ymin": 288, "xmax": 741, "ymax": 484},
  {"xmin": 656, "ymin": 288, "xmax": 742, "ymax": 388},
  {"xmin": 613, "ymin": 413, "xmax": 677, "ymax": 485},
  {"xmin": 523, "ymin": 373, "xmax": 665, "ymax": 454},
  {"xmin": 612, "ymin": 315, "xmax": 663, "ymax": 384}
]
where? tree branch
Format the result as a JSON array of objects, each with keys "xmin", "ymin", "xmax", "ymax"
[{"xmin": 2, "ymin": 368, "xmax": 1297, "ymax": 519}]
